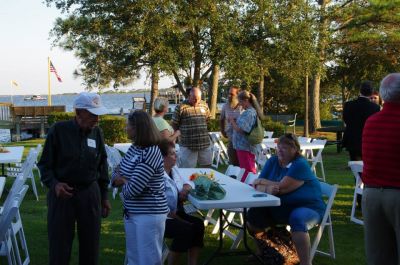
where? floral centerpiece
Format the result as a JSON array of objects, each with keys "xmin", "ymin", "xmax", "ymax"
[
  {"xmin": 0, "ymin": 145, "xmax": 9, "ymax": 153},
  {"xmin": 189, "ymin": 171, "xmax": 225, "ymax": 200}
]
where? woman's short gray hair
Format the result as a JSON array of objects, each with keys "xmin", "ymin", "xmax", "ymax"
[
  {"xmin": 380, "ymin": 73, "xmax": 400, "ymax": 103},
  {"xmin": 154, "ymin": 97, "xmax": 169, "ymax": 113}
]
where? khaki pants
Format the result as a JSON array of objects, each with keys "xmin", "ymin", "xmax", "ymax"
[{"xmin": 362, "ymin": 187, "xmax": 400, "ymax": 265}]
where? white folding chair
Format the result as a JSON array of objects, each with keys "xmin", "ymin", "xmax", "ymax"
[
  {"xmin": 0, "ymin": 199, "xmax": 19, "ymax": 265},
  {"xmin": 309, "ymin": 139, "xmax": 327, "ymax": 181},
  {"xmin": 0, "ymin": 181, "xmax": 30, "ymax": 265},
  {"xmin": 105, "ymin": 145, "xmax": 123, "ymax": 199},
  {"xmin": 348, "ymin": 161, "xmax": 364, "ymax": 225},
  {"xmin": 264, "ymin": 131, "xmax": 274, "ymax": 139},
  {"xmin": 255, "ymin": 143, "xmax": 271, "ymax": 170},
  {"xmin": 5, "ymin": 149, "xmax": 38, "ymax": 201},
  {"xmin": 209, "ymin": 132, "xmax": 229, "ymax": 165},
  {"xmin": 211, "ymin": 143, "xmax": 221, "ymax": 169},
  {"xmin": 310, "ymin": 181, "xmax": 338, "ymax": 261}
]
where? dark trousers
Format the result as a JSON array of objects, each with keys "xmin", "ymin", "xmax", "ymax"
[
  {"xmin": 348, "ymin": 149, "xmax": 362, "ymax": 161},
  {"xmin": 227, "ymin": 140, "xmax": 239, "ymax": 166},
  {"xmin": 164, "ymin": 210, "xmax": 205, "ymax": 252},
  {"xmin": 47, "ymin": 182, "xmax": 101, "ymax": 265}
]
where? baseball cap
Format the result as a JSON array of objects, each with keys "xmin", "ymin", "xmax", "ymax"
[{"xmin": 73, "ymin": 92, "xmax": 109, "ymax": 115}]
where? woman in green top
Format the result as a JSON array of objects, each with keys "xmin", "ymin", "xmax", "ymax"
[{"xmin": 153, "ymin": 97, "xmax": 181, "ymax": 142}]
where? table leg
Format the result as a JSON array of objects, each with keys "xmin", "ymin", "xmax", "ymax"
[
  {"xmin": 202, "ymin": 209, "xmax": 265, "ymax": 265},
  {"xmin": 336, "ymin": 131, "xmax": 343, "ymax": 153},
  {"xmin": 203, "ymin": 210, "xmax": 225, "ymax": 265}
]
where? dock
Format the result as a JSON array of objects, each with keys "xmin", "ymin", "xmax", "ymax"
[{"xmin": 0, "ymin": 103, "xmax": 65, "ymax": 141}]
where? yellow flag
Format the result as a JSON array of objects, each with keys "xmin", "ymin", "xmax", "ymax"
[{"xmin": 11, "ymin": 80, "xmax": 19, "ymax": 88}]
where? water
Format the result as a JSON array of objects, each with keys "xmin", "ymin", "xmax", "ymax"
[
  {"xmin": 0, "ymin": 93, "xmax": 151, "ymax": 114},
  {"xmin": 0, "ymin": 93, "xmax": 223, "ymax": 142}
]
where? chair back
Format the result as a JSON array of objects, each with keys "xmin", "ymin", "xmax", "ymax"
[
  {"xmin": 310, "ymin": 181, "xmax": 338, "ymax": 260},
  {"xmin": 348, "ymin": 161, "xmax": 363, "ymax": 186},
  {"xmin": 255, "ymin": 143, "xmax": 271, "ymax": 169},
  {"xmin": 348, "ymin": 161, "xmax": 364, "ymax": 225},
  {"xmin": 105, "ymin": 145, "xmax": 122, "ymax": 169},
  {"xmin": 225, "ymin": 165, "xmax": 245, "ymax": 181},
  {"xmin": 264, "ymin": 131, "xmax": 274, "ymax": 139},
  {"xmin": 209, "ymin": 132, "xmax": 229, "ymax": 165},
  {"xmin": 244, "ymin": 172, "xmax": 259, "ymax": 185},
  {"xmin": 0, "ymin": 199, "xmax": 19, "ymax": 238},
  {"xmin": 1, "ymin": 176, "xmax": 27, "ymax": 216},
  {"xmin": 211, "ymin": 143, "xmax": 221, "ymax": 169}
]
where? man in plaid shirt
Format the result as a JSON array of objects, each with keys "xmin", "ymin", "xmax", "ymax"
[{"xmin": 172, "ymin": 87, "xmax": 212, "ymax": 167}]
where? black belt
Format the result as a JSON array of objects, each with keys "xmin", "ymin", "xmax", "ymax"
[
  {"xmin": 67, "ymin": 181, "xmax": 94, "ymax": 191},
  {"xmin": 365, "ymin": 185, "xmax": 400, "ymax": 190}
]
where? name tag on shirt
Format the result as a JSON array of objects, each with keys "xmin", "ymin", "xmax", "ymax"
[{"xmin": 87, "ymin": 138, "xmax": 96, "ymax": 148}]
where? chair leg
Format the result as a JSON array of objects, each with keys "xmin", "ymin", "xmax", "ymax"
[
  {"xmin": 203, "ymin": 209, "xmax": 215, "ymax": 226},
  {"xmin": 327, "ymin": 217, "xmax": 336, "ymax": 259},
  {"xmin": 30, "ymin": 174, "xmax": 39, "ymax": 201},
  {"xmin": 320, "ymin": 160, "xmax": 326, "ymax": 182}
]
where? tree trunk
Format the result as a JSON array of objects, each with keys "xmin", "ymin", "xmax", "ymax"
[
  {"xmin": 310, "ymin": 0, "xmax": 329, "ymax": 132},
  {"xmin": 172, "ymin": 70, "xmax": 187, "ymax": 97},
  {"xmin": 209, "ymin": 64, "xmax": 219, "ymax": 119},
  {"xmin": 310, "ymin": 75, "xmax": 321, "ymax": 132},
  {"xmin": 304, "ymin": 74, "xmax": 309, "ymax": 137},
  {"xmin": 192, "ymin": 27, "xmax": 202, "ymax": 87},
  {"xmin": 258, "ymin": 68, "xmax": 265, "ymax": 114},
  {"xmin": 149, "ymin": 67, "xmax": 159, "ymax": 116}
]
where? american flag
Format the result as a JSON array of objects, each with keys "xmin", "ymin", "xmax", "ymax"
[{"xmin": 50, "ymin": 61, "xmax": 62, "ymax": 82}]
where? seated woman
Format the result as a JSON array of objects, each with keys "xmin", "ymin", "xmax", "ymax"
[
  {"xmin": 153, "ymin": 97, "xmax": 181, "ymax": 142},
  {"xmin": 247, "ymin": 133, "xmax": 326, "ymax": 265},
  {"xmin": 159, "ymin": 139, "xmax": 205, "ymax": 265}
]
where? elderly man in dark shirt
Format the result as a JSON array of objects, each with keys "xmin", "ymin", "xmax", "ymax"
[{"xmin": 38, "ymin": 92, "xmax": 111, "ymax": 265}]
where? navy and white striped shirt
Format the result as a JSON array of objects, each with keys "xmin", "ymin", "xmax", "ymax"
[{"xmin": 115, "ymin": 144, "xmax": 169, "ymax": 214}]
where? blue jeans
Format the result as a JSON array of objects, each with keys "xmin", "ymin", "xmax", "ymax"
[{"xmin": 248, "ymin": 206, "xmax": 321, "ymax": 232}]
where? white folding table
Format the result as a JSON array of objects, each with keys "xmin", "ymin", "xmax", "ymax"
[
  {"xmin": 262, "ymin": 139, "xmax": 325, "ymax": 151},
  {"xmin": 0, "ymin": 146, "xmax": 24, "ymax": 176},
  {"xmin": 113, "ymin": 143, "xmax": 131, "ymax": 154},
  {"xmin": 176, "ymin": 168, "xmax": 280, "ymax": 264}
]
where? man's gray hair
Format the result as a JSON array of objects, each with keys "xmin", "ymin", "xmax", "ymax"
[
  {"xmin": 380, "ymin": 73, "xmax": 400, "ymax": 102},
  {"xmin": 154, "ymin": 97, "xmax": 169, "ymax": 113}
]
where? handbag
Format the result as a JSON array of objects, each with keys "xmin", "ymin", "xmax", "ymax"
[
  {"xmin": 189, "ymin": 175, "xmax": 226, "ymax": 200},
  {"xmin": 246, "ymin": 117, "xmax": 264, "ymax": 145}
]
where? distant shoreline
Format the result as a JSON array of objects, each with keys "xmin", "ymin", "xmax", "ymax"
[{"xmin": 0, "ymin": 89, "xmax": 162, "ymax": 97}]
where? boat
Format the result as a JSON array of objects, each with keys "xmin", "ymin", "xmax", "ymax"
[{"xmin": 24, "ymin": 95, "xmax": 47, "ymax": 101}]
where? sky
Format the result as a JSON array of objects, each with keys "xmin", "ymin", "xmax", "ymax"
[{"xmin": 0, "ymin": 1, "xmax": 174, "ymax": 96}]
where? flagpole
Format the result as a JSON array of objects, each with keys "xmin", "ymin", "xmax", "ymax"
[
  {"xmin": 47, "ymin": 57, "xmax": 52, "ymax": 106},
  {"xmin": 10, "ymin": 81, "xmax": 14, "ymax": 104}
]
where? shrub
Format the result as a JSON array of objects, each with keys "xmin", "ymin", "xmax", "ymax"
[
  {"xmin": 261, "ymin": 117, "xmax": 285, "ymax": 137},
  {"xmin": 48, "ymin": 112, "xmax": 128, "ymax": 145},
  {"xmin": 207, "ymin": 119, "xmax": 221, "ymax": 132}
]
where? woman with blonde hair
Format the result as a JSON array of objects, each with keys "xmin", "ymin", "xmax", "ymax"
[
  {"xmin": 153, "ymin": 97, "xmax": 181, "ymax": 142},
  {"xmin": 229, "ymin": 90, "xmax": 264, "ymax": 181},
  {"xmin": 112, "ymin": 110, "xmax": 168, "ymax": 265}
]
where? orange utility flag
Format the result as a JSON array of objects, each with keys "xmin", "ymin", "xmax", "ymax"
[{"xmin": 49, "ymin": 61, "xmax": 62, "ymax": 82}]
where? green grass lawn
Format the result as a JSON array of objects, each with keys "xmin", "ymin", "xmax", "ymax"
[{"xmin": 1, "ymin": 138, "xmax": 365, "ymax": 265}]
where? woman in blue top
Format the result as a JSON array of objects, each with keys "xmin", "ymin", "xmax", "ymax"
[{"xmin": 248, "ymin": 133, "xmax": 326, "ymax": 265}]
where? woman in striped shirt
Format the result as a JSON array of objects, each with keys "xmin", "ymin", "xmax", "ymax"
[{"xmin": 112, "ymin": 110, "xmax": 168, "ymax": 265}]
